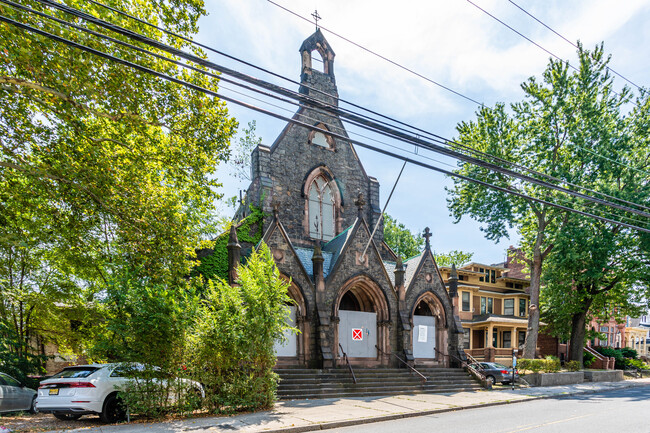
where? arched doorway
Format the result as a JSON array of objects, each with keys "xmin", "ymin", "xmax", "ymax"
[
  {"xmin": 334, "ymin": 276, "xmax": 389, "ymax": 365},
  {"xmin": 274, "ymin": 278, "xmax": 309, "ymax": 365},
  {"xmin": 412, "ymin": 292, "xmax": 447, "ymax": 364}
]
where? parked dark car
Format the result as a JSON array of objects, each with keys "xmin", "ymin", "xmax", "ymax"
[
  {"xmin": 472, "ymin": 362, "xmax": 519, "ymax": 384},
  {"xmin": 0, "ymin": 372, "xmax": 37, "ymax": 413}
]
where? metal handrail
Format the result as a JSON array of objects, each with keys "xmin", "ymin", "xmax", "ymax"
[
  {"xmin": 437, "ymin": 348, "xmax": 490, "ymax": 389},
  {"xmin": 338, "ymin": 343, "xmax": 357, "ymax": 384},
  {"xmin": 375, "ymin": 345, "xmax": 427, "ymax": 383}
]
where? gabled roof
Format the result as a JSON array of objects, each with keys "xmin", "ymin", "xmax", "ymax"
[
  {"xmin": 323, "ymin": 217, "xmax": 394, "ymax": 290},
  {"xmin": 261, "ymin": 217, "xmax": 313, "ymax": 284}
]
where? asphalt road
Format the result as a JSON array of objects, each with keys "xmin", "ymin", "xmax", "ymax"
[{"xmin": 329, "ymin": 385, "xmax": 650, "ymax": 433}]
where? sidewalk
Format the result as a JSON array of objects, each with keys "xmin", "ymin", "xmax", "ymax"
[{"xmin": 62, "ymin": 378, "xmax": 650, "ymax": 433}]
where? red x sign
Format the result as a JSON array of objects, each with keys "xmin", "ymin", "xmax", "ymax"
[{"xmin": 352, "ymin": 328, "xmax": 363, "ymax": 341}]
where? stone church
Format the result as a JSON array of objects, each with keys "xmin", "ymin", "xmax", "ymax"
[{"xmin": 229, "ymin": 30, "xmax": 464, "ymax": 369}]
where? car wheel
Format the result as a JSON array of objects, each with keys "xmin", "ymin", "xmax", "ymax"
[
  {"xmin": 29, "ymin": 396, "xmax": 37, "ymax": 414},
  {"xmin": 486, "ymin": 375, "xmax": 496, "ymax": 384},
  {"xmin": 100, "ymin": 393, "xmax": 127, "ymax": 423},
  {"xmin": 53, "ymin": 413, "xmax": 82, "ymax": 421}
]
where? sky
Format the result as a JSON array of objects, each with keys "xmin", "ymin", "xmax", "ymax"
[{"xmin": 195, "ymin": 0, "xmax": 650, "ymax": 264}]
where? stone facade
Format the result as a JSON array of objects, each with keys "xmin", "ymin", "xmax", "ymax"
[{"xmin": 228, "ymin": 30, "xmax": 463, "ymax": 369}]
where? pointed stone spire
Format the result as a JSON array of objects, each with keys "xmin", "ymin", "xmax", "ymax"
[
  {"xmin": 394, "ymin": 256, "xmax": 406, "ymax": 303},
  {"xmin": 448, "ymin": 263, "xmax": 459, "ymax": 298},
  {"xmin": 312, "ymin": 240, "xmax": 325, "ymax": 292},
  {"xmin": 227, "ymin": 224, "xmax": 241, "ymax": 286},
  {"xmin": 354, "ymin": 191, "xmax": 365, "ymax": 218}
]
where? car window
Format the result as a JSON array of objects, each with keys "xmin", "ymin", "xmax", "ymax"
[
  {"xmin": 110, "ymin": 365, "xmax": 140, "ymax": 378},
  {"xmin": 50, "ymin": 367, "xmax": 100, "ymax": 379},
  {"xmin": 0, "ymin": 373, "xmax": 21, "ymax": 387},
  {"xmin": 493, "ymin": 363, "xmax": 508, "ymax": 369},
  {"xmin": 480, "ymin": 363, "xmax": 490, "ymax": 369}
]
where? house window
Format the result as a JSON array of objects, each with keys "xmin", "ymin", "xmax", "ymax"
[
  {"xmin": 519, "ymin": 299, "xmax": 526, "ymax": 317},
  {"xmin": 463, "ymin": 328, "xmax": 470, "ymax": 349},
  {"xmin": 491, "ymin": 269, "xmax": 496, "ymax": 284},
  {"xmin": 504, "ymin": 299, "xmax": 514, "ymax": 316},
  {"xmin": 600, "ymin": 326, "xmax": 609, "ymax": 332},
  {"xmin": 480, "ymin": 297, "xmax": 486, "ymax": 314},
  {"xmin": 462, "ymin": 292, "xmax": 470, "ymax": 311},
  {"xmin": 492, "ymin": 330, "xmax": 498, "ymax": 347},
  {"xmin": 308, "ymin": 176, "xmax": 335, "ymax": 241},
  {"xmin": 487, "ymin": 298, "xmax": 493, "ymax": 314},
  {"xmin": 518, "ymin": 331, "xmax": 526, "ymax": 348},
  {"xmin": 503, "ymin": 331, "xmax": 512, "ymax": 348}
]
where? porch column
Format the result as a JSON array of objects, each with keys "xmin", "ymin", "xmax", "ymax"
[
  {"xmin": 469, "ymin": 327, "xmax": 473, "ymax": 350},
  {"xmin": 487, "ymin": 323, "xmax": 494, "ymax": 348}
]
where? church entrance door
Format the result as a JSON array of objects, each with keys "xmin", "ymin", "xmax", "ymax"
[
  {"xmin": 274, "ymin": 305, "xmax": 297, "ymax": 357},
  {"xmin": 413, "ymin": 315, "xmax": 436, "ymax": 358},
  {"xmin": 338, "ymin": 310, "xmax": 377, "ymax": 358}
]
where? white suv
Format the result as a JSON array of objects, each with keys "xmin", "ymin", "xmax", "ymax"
[{"xmin": 36, "ymin": 363, "xmax": 203, "ymax": 423}]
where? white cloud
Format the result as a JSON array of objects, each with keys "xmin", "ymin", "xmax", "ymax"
[{"xmin": 200, "ymin": 0, "xmax": 650, "ymax": 262}]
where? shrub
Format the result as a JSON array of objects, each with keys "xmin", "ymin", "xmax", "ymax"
[
  {"xmin": 566, "ymin": 360, "xmax": 581, "ymax": 372},
  {"xmin": 543, "ymin": 359, "xmax": 561, "ymax": 373},
  {"xmin": 620, "ymin": 347, "xmax": 638, "ymax": 359},
  {"xmin": 187, "ymin": 243, "xmax": 293, "ymax": 413},
  {"xmin": 90, "ymin": 273, "xmax": 199, "ymax": 417},
  {"xmin": 517, "ymin": 358, "xmax": 560, "ymax": 373},
  {"xmin": 627, "ymin": 359, "xmax": 649, "ymax": 370},
  {"xmin": 583, "ymin": 350, "xmax": 595, "ymax": 368}
]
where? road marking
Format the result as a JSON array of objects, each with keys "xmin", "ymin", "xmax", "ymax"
[{"xmin": 501, "ymin": 413, "xmax": 592, "ymax": 433}]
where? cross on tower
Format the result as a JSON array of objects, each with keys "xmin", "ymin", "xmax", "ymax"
[
  {"xmin": 423, "ymin": 227, "xmax": 432, "ymax": 248},
  {"xmin": 311, "ymin": 9, "xmax": 322, "ymax": 30}
]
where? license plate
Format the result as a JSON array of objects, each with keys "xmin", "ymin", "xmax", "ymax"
[{"xmin": 49, "ymin": 389, "xmax": 59, "ymax": 395}]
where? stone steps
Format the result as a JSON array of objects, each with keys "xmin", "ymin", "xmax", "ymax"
[{"xmin": 275, "ymin": 367, "xmax": 482, "ymax": 400}]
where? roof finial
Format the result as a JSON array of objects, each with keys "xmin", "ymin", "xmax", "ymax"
[
  {"xmin": 423, "ymin": 227, "xmax": 432, "ymax": 249},
  {"xmin": 311, "ymin": 9, "xmax": 321, "ymax": 30}
]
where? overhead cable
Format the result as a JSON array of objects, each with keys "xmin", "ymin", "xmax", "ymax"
[{"xmin": 1, "ymin": 13, "xmax": 649, "ymax": 235}]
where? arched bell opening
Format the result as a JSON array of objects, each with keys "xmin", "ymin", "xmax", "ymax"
[
  {"xmin": 411, "ymin": 292, "xmax": 448, "ymax": 366},
  {"xmin": 274, "ymin": 277, "xmax": 309, "ymax": 366},
  {"xmin": 333, "ymin": 276, "xmax": 389, "ymax": 367}
]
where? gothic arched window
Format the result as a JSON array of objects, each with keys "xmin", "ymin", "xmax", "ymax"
[{"xmin": 308, "ymin": 176, "xmax": 335, "ymax": 241}]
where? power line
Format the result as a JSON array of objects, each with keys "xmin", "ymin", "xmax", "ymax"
[
  {"xmin": 2, "ymin": 12, "xmax": 649, "ymax": 235},
  {"xmin": 266, "ymin": 0, "xmax": 485, "ymax": 107},
  {"xmin": 506, "ymin": 0, "xmax": 643, "ymax": 90},
  {"xmin": 259, "ymin": 0, "xmax": 650, "ymax": 196},
  {"xmin": 466, "ymin": 0, "xmax": 577, "ymax": 72},
  {"xmin": 71, "ymin": 0, "xmax": 650, "ymax": 206}
]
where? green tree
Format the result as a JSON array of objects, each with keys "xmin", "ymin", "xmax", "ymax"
[
  {"xmin": 0, "ymin": 0, "xmax": 236, "ymax": 368},
  {"xmin": 434, "ymin": 250, "xmax": 474, "ymax": 267},
  {"xmin": 383, "ymin": 214, "xmax": 473, "ymax": 265},
  {"xmin": 541, "ymin": 216, "xmax": 650, "ymax": 364},
  {"xmin": 446, "ymin": 43, "xmax": 644, "ymax": 358},
  {"xmin": 383, "ymin": 214, "xmax": 424, "ymax": 258}
]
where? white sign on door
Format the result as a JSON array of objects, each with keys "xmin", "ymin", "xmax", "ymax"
[{"xmin": 418, "ymin": 325, "xmax": 427, "ymax": 342}]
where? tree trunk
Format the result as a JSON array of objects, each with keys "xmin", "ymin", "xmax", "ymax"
[
  {"xmin": 522, "ymin": 257, "xmax": 541, "ymax": 359},
  {"xmin": 568, "ymin": 298, "xmax": 593, "ymax": 365},
  {"xmin": 522, "ymin": 218, "xmax": 546, "ymax": 359}
]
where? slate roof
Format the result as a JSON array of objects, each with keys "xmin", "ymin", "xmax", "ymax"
[
  {"xmin": 322, "ymin": 224, "xmax": 354, "ymax": 269},
  {"xmin": 403, "ymin": 253, "xmax": 423, "ymax": 290},
  {"xmin": 383, "ymin": 261, "xmax": 396, "ymax": 286},
  {"xmin": 295, "ymin": 247, "xmax": 333, "ymax": 279}
]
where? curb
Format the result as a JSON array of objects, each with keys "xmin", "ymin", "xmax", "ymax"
[{"xmin": 257, "ymin": 381, "xmax": 648, "ymax": 433}]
